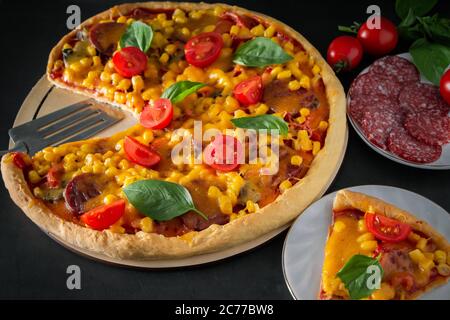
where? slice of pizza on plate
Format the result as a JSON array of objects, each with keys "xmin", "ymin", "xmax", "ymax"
[{"xmin": 320, "ymin": 190, "xmax": 450, "ymax": 300}]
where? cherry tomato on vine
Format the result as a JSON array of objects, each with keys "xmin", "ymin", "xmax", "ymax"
[
  {"xmin": 440, "ymin": 69, "xmax": 450, "ymax": 105},
  {"xmin": 327, "ymin": 36, "xmax": 363, "ymax": 72},
  {"xmin": 357, "ymin": 17, "xmax": 398, "ymax": 56}
]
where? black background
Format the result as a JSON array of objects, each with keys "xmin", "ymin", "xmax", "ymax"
[{"xmin": 0, "ymin": 0, "xmax": 449, "ymax": 299}]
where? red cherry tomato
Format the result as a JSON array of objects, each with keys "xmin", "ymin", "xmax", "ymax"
[
  {"xmin": 365, "ymin": 213, "xmax": 411, "ymax": 242},
  {"xmin": 185, "ymin": 32, "xmax": 223, "ymax": 68},
  {"xmin": 12, "ymin": 152, "xmax": 27, "ymax": 170},
  {"xmin": 440, "ymin": 69, "xmax": 450, "ymax": 105},
  {"xmin": 140, "ymin": 98, "xmax": 173, "ymax": 129},
  {"xmin": 112, "ymin": 47, "xmax": 148, "ymax": 78},
  {"xmin": 357, "ymin": 17, "xmax": 398, "ymax": 56},
  {"xmin": 80, "ymin": 199, "xmax": 125, "ymax": 230},
  {"xmin": 204, "ymin": 135, "xmax": 243, "ymax": 172},
  {"xmin": 124, "ymin": 136, "xmax": 161, "ymax": 167},
  {"xmin": 233, "ymin": 76, "xmax": 263, "ymax": 106},
  {"xmin": 327, "ymin": 36, "xmax": 363, "ymax": 72}
]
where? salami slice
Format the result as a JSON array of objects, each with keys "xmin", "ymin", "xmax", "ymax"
[
  {"xmin": 387, "ymin": 127, "xmax": 442, "ymax": 164},
  {"xmin": 369, "ymin": 56, "xmax": 420, "ymax": 83},
  {"xmin": 404, "ymin": 112, "xmax": 450, "ymax": 146},
  {"xmin": 360, "ymin": 109, "xmax": 403, "ymax": 149},
  {"xmin": 349, "ymin": 72, "xmax": 402, "ymax": 100},
  {"xmin": 399, "ymin": 82, "xmax": 450, "ymax": 115},
  {"xmin": 349, "ymin": 95, "xmax": 401, "ymax": 125}
]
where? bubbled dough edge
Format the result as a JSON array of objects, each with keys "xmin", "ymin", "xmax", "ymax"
[
  {"xmin": 3, "ymin": 1, "xmax": 347, "ymax": 260},
  {"xmin": 319, "ymin": 190, "xmax": 449, "ymax": 300}
]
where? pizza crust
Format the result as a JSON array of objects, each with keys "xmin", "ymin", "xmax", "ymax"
[
  {"xmin": 331, "ymin": 189, "xmax": 449, "ymax": 299},
  {"xmin": 2, "ymin": 2, "xmax": 347, "ymax": 260}
]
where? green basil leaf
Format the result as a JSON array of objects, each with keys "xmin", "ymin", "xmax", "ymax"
[
  {"xmin": 120, "ymin": 21, "xmax": 153, "ymax": 53},
  {"xmin": 161, "ymin": 81, "xmax": 206, "ymax": 104},
  {"xmin": 123, "ymin": 180, "xmax": 207, "ymax": 221},
  {"xmin": 337, "ymin": 254, "xmax": 384, "ymax": 300},
  {"xmin": 231, "ymin": 115, "xmax": 289, "ymax": 136},
  {"xmin": 417, "ymin": 15, "xmax": 450, "ymax": 47},
  {"xmin": 233, "ymin": 37, "xmax": 293, "ymax": 68},
  {"xmin": 410, "ymin": 38, "xmax": 450, "ymax": 85},
  {"xmin": 395, "ymin": 0, "xmax": 438, "ymax": 20}
]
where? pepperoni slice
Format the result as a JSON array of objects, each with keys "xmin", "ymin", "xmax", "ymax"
[
  {"xmin": 360, "ymin": 109, "xmax": 403, "ymax": 149},
  {"xmin": 349, "ymin": 72, "xmax": 402, "ymax": 100},
  {"xmin": 64, "ymin": 174, "xmax": 102, "ymax": 215},
  {"xmin": 387, "ymin": 127, "xmax": 442, "ymax": 164},
  {"xmin": 404, "ymin": 112, "xmax": 450, "ymax": 146},
  {"xmin": 399, "ymin": 82, "xmax": 450, "ymax": 115},
  {"xmin": 369, "ymin": 56, "xmax": 420, "ymax": 83}
]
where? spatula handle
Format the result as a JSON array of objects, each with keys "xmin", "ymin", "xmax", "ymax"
[{"xmin": 0, "ymin": 141, "xmax": 29, "ymax": 157}]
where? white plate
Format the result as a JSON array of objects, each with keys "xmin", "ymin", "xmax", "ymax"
[
  {"xmin": 8, "ymin": 76, "xmax": 347, "ymax": 268},
  {"xmin": 347, "ymin": 53, "xmax": 450, "ymax": 170},
  {"xmin": 282, "ymin": 185, "xmax": 450, "ymax": 300}
]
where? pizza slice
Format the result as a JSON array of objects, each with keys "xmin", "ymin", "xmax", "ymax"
[{"xmin": 320, "ymin": 190, "xmax": 450, "ymax": 300}]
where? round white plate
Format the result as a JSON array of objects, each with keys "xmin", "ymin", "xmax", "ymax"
[
  {"xmin": 347, "ymin": 53, "xmax": 450, "ymax": 170},
  {"xmin": 282, "ymin": 185, "xmax": 450, "ymax": 300},
  {"xmin": 9, "ymin": 76, "xmax": 348, "ymax": 268}
]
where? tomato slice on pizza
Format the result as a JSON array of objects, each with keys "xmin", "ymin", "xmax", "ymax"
[{"xmin": 320, "ymin": 190, "xmax": 450, "ymax": 300}]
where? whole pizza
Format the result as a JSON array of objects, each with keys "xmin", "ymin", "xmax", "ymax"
[{"xmin": 1, "ymin": 2, "xmax": 346, "ymax": 259}]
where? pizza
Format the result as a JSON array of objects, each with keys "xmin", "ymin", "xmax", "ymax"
[
  {"xmin": 1, "ymin": 2, "xmax": 346, "ymax": 259},
  {"xmin": 348, "ymin": 55, "xmax": 450, "ymax": 164},
  {"xmin": 320, "ymin": 190, "xmax": 450, "ymax": 300}
]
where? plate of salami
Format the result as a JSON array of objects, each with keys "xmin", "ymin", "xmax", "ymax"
[{"xmin": 347, "ymin": 53, "xmax": 450, "ymax": 169}]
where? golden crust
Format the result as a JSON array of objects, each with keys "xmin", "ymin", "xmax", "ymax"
[
  {"xmin": 327, "ymin": 189, "xmax": 450, "ymax": 300},
  {"xmin": 2, "ymin": 2, "xmax": 347, "ymax": 260}
]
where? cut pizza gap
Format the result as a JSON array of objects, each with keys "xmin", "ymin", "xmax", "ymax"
[{"xmin": 320, "ymin": 190, "xmax": 450, "ymax": 300}]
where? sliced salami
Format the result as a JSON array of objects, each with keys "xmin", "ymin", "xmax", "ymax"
[
  {"xmin": 369, "ymin": 56, "xmax": 420, "ymax": 83},
  {"xmin": 387, "ymin": 127, "xmax": 442, "ymax": 164},
  {"xmin": 349, "ymin": 95, "xmax": 402, "ymax": 125},
  {"xmin": 399, "ymin": 82, "xmax": 450, "ymax": 115},
  {"xmin": 360, "ymin": 109, "xmax": 403, "ymax": 149},
  {"xmin": 404, "ymin": 112, "xmax": 450, "ymax": 146},
  {"xmin": 349, "ymin": 72, "xmax": 402, "ymax": 100}
]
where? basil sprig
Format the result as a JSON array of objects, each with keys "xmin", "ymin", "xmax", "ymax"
[
  {"xmin": 123, "ymin": 180, "xmax": 207, "ymax": 221},
  {"xmin": 120, "ymin": 21, "xmax": 153, "ymax": 52},
  {"xmin": 233, "ymin": 37, "xmax": 293, "ymax": 68},
  {"xmin": 395, "ymin": 0, "xmax": 438, "ymax": 20},
  {"xmin": 231, "ymin": 114, "xmax": 289, "ymax": 136},
  {"xmin": 410, "ymin": 38, "xmax": 450, "ymax": 85},
  {"xmin": 337, "ymin": 254, "xmax": 384, "ymax": 300},
  {"xmin": 161, "ymin": 81, "xmax": 206, "ymax": 104}
]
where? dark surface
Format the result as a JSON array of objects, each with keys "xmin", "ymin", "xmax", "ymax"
[{"xmin": 0, "ymin": 0, "xmax": 449, "ymax": 299}]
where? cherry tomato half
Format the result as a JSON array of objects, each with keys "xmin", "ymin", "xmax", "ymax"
[
  {"xmin": 327, "ymin": 36, "xmax": 363, "ymax": 72},
  {"xmin": 124, "ymin": 136, "xmax": 161, "ymax": 167},
  {"xmin": 112, "ymin": 47, "xmax": 148, "ymax": 78},
  {"xmin": 357, "ymin": 17, "xmax": 398, "ymax": 56},
  {"xmin": 233, "ymin": 76, "xmax": 263, "ymax": 106},
  {"xmin": 140, "ymin": 98, "xmax": 174, "ymax": 129},
  {"xmin": 365, "ymin": 213, "xmax": 411, "ymax": 242},
  {"xmin": 185, "ymin": 32, "xmax": 223, "ymax": 68},
  {"xmin": 204, "ymin": 135, "xmax": 243, "ymax": 172},
  {"xmin": 440, "ymin": 69, "xmax": 450, "ymax": 105},
  {"xmin": 80, "ymin": 199, "xmax": 125, "ymax": 230},
  {"xmin": 12, "ymin": 152, "xmax": 27, "ymax": 170}
]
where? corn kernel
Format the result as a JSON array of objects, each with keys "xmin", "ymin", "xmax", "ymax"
[
  {"xmin": 218, "ymin": 195, "xmax": 233, "ymax": 214},
  {"xmin": 408, "ymin": 232, "xmax": 421, "ymax": 242},
  {"xmin": 159, "ymin": 52, "xmax": 170, "ymax": 64},
  {"xmin": 270, "ymin": 66, "xmax": 283, "ymax": 77},
  {"xmin": 416, "ymin": 238, "xmax": 428, "ymax": 251},
  {"xmin": 288, "ymin": 80, "xmax": 301, "ymax": 91},
  {"xmin": 437, "ymin": 263, "xmax": 450, "ymax": 276},
  {"xmin": 230, "ymin": 25, "xmax": 240, "ymax": 36},
  {"xmin": 208, "ymin": 186, "xmax": 222, "ymax": 198},
  {"xmin": 28, "ymin": 170, "xmax": 41, "ymax": 184},
  {"xmin": 264, "ymin": 25, "xmax": 276, "ymax": 38},
  {"xmin": 371, "ymin": 283, "xmax": 395, "ymax": 300},
  {"xmin": 312, "ymin": 64, "xmax": 321, "ymax": 75},
  {"xmin": 290, "ymin": 155, "xmax": 303, "ymax": 166},
  {"xmin": 358, "ymin": 219, "xmax": 367, "ymax": 232},
  {"xmin": 117, "ymin": 16, "xmax": 127, "ymax": 23},
  {"xmin": 419, "ymin": 258, "xmax": 435, "ymax": 272},
  {"xmin": 277, "ymin": 70, "xmax": 292, "ymax": 80},
  {"xmin": 318, "ymin": 120, "xmax": 329, "ymax": 131},
  {"xmin": 333, "ymin": 221, "xmax": 346, "ymax": 233},
  {"xmin": 360, "ymin": 240, "xmax": 378, "ymax": 251},
  {"xmin": 250, "ymin": 24, "xmax": 265, "ymax": 37},
  {"xmin": 409, "ymin": 249, "xmax": 426, "ymax": 264},
  {"xmin": 300, "ymin": 108, "xmax": 310, "ymax": 117},
  {"xmin": 140, "ymin": 217, "xmax": 154, "ymax": 233},
  {"xmin": 357, "ymin": 232, "xmax": 375, "ymax": 243},
  {"xmin": 312, "ymin": 141, "xmax": 321, "ymax": 155},
  {"xmin": 279, "ymin": 180, "xmax": 292, "ymax": 193},
  {"xmin": 296, "ymin": 116, "xmax": 306, "ymax": 124},
  {"xmin": 300, "ymin": 75, "xmax": 310, "ymax": 89},
  {"xmin": 103, "ymin": 194, "xmax": 118, "ymax": 205},
  {"xmin": 434, "ymin": 250, "xmax": 447, "ymax": 264}
]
